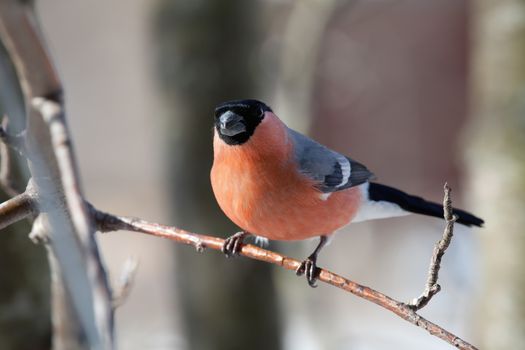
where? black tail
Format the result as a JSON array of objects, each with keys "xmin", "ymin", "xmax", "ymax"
[{"xmin": 368, "ymin": 182, "xmax": 484, "ymax": 227}]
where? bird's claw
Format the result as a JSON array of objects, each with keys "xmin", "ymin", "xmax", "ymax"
[
  {"xmin": 296, "ymin": 257, "xmax": 319, "ymax": 288},
  {"xmin": 222, "ymin": 231, "xmax": 247, "ymax": 258}
]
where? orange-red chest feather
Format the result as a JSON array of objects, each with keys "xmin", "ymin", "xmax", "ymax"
[{"xmin": 211, "ymin": 114, "xmax": 361, "ymax": 241}]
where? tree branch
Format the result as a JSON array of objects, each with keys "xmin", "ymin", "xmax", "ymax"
[
  {"xmin": 0, "ymin": 181, "xmax": 37, "ymax": 230},
  {"xmin": 0, "ymin": 1, "xmax": 113, "ymax": 348},
  {"xmin": 408, "ymin": 183, "xmax": 457, "ymax": 310},
  {"xmin": 92, "ymin": 205, "xmax": 478, "ymax": 350},
  {"xmin": 31, "ymin": 96, "xmax": 114, "ymax": 347},
  {"xmin": 0, "ymin": 182, "xmax": 479, "ymax": 349}
]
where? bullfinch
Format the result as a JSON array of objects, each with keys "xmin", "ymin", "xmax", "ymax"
[{"xmin": 211, "ymin": 99, "xmax": 483, "ymax": 287}]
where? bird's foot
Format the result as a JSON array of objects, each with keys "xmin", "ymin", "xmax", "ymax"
[
  {"xmin": 222, "ymin": 231, "xmax": 248, "ymax": 258},
  {"xmin": 296, "ymin": 255, "xmax": 320, "ymax": 288}
]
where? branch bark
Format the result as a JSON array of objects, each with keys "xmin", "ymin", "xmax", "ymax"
[
  {"xmin": 0, "ymin": 181, "xmax": 479, "ymax": 349},
  {"xmin": 408, "ymin": 183, "xmax": 457, "ymax": 310},
  {"xmin": 0, "ymin": 183, "xmax": 37, "ymax": 230},
  {"xmin": 92, "ymin": 205, "xmax": 478, "ymax": 350}
]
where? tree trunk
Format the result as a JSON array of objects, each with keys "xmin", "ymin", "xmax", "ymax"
[
  {"xmin": 468, "ymin": 1, "xmax": 525, "ymax": 348},
  {"xmin": 153, "ymin": 2, "xmax": 282, "ymax": 349}
]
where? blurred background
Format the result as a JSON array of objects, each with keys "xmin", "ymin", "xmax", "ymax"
[{"xmin": 0, "ymin": 0, "xmax": 524, "ymax": 349}]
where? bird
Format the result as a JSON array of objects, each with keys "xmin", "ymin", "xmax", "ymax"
[{"xmin": 210, "ymin": 99, "xmax": 484, "ymax": 287}]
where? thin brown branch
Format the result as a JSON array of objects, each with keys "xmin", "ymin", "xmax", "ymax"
[
  {"xmin": 0, "ymin": 182, "xmax": 478, "ymax": 349},
  {"xmin": 408, "ymin": 183, "xmax": 457, "ymax": 310},
  {"xmin": 0, "ymin": 181, "xmax": 37, "ymax": 230},
  {"xmin": 93, "ymin": 206, "xmax": 477, "ymax": 350}
]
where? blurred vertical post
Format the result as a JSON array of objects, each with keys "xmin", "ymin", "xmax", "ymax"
[
  {"xmin": 469, "ymin": 1, "xmax": 525, "ymax": 348},
  {"xmin": 153, "ymin": 2, "xmax": 281, "ymax": 349}
]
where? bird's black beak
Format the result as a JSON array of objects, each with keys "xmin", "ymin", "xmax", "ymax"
[{"xmin": 219, "ymin": 111, "xmax": 246, "ymax": 136}]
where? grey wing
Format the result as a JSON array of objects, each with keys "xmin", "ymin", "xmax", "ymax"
[{"xmin": 288, "ymin": 128, "xmax": 374, "ymax": 193}]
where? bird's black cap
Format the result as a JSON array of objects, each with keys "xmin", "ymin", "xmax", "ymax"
[{"xmin": 214, "ymin": 99, "xmax": 272, "ymax": 145}]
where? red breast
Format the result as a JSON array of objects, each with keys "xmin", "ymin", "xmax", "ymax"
[{"xmin": 211, "ymin": 112, "xmax": 362, "ymax": 240}]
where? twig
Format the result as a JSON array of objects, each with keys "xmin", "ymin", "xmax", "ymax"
[
  {"xmin": 28, "ymin": 213, "xmax": 49, "ymax": 244},
  {"xmin": 112, "ymin": 257, "xmax": 139, "ymax": 309},
  {"xmin": 408, "ymin": 183, "xmax": 457, "ymax": 310},
  {"xmin": 0, "ymin": 181, "xmax": 37, "ymax": 230},
  {"xmin": 93, "ymin": 206, "xmax": 205, "ymax": 252},
  {"xmin": 92, "ymin": 206, "xmax": 477, "ymax": 350}
]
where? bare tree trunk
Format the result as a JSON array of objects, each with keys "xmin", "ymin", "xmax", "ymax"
[
  {"xmin": 153, "ymin": 2, "xmax": 282, "ymax": 349},
  {"xmin": 468, "ymin": 1, "xmax": 525, "ymax": 348}
]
